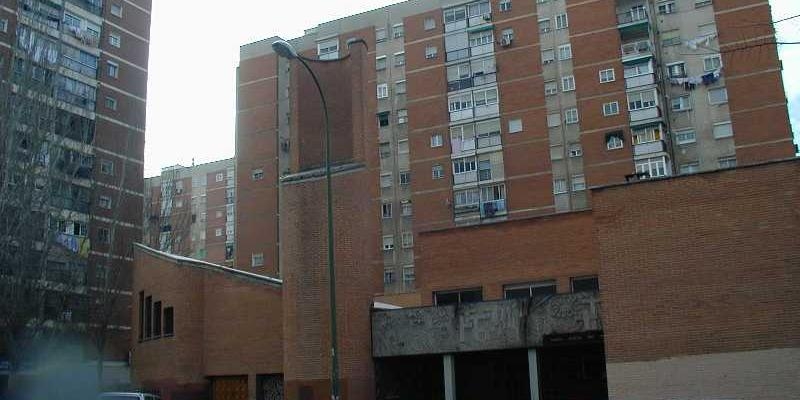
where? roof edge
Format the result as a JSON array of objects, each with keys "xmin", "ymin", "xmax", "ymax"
[{"xmin": 134, "ymin": 243, "xmax": 283, "ymax": 287}]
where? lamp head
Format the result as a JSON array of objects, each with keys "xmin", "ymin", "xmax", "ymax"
[{"xmin": 271, "ymin": 39, "xmax": 298, "ymax": 59}]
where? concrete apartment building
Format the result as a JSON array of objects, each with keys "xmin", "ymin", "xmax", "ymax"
[
  {"xmin": 236, "ymin": 0, "xmax": 794, "ymax": 290},
  {"xmin": 143, "ymin": 159, "xmax": 236, "ymax": 265},
  {"xmin": 0, "ymin": 0, "xmax": 151, "ymax": 379}
]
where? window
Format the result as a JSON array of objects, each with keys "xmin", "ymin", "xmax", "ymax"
[
  {"xmin": 708, "ymin": 87, "xmax": 728, "ymax": 105},
  {"xmin": 547, "ymin": 113, "xmax": 561, "ymax": 128},
  {"xmin": 98, "ymin": 195, "xmax": 112, "ymax": 209},
  {"xmin": 564, "ymin": 108, "xmax": 579, "ymax": 124},
  {"xmin": 508, "ymin": 119, "xmax": 522, "ymax": 134},
  {"xmin": 144, "ymin": 296, "xmax": 152, "ymax": 338},
  {"xmin": 215, "ymin": 172, "xmax": 224, "ymax": 182},
  {"xmin": 394, "ymin": 52, "xmax": 406, "ymax": 67},
  {"xmin": 215, "ymin": 228, "xmax": 223, "ymax": 237},
  {"xmin": 375, "ymin": 28, "xmax": 387, "ymax": 42},
  {"xmin": 624, "ymin": 61, "xmax": 653, "ymax": 78},
  {"xmin": 607, "ymin": 133, "xmax": 624, "ymax": 150},
  {"xmin": 163, "ymin": 307, "xmax": 174, "ymax": 336},
  {"xmin": 571, "ymin": 174, "xmax": 586, "ymax": 191},
  {"xmin": 381, "ymin": 202, "xmax": 393, "ymax": 219},
  {"xmin": 432, "ymin": 164, "xmax": 444, "ymax": 179},
  {"xmin": 499, "ymin": 0, "xmax": 512, "ymax": 12},
  {"xmin": 658, "ymin": 1, "xmax": 676, "ymax": 14},
  {"xmin": 403, "ymin": 265, "xmax": 415, "ymax": 284},
  {"xmin": 695, "ymin": 0, "xmax": 712, "ymax": 8},
  {"xmin": 673, "ymin": 130, "xmax": 695, "ymax": 146},
  {"xmin": 105, "ymin": 96, "xmax": 117, "ymax": 110},
  {"xmin": 452, "ymin": 156, "xmax": 477, "ymax": 175},
  {"xmin": 561, "ymin": 75, "xmax": 575, "ymax": 92},
  {"xmin": 377, "ymin": 112, "xmax": 390, "ymax": 127},
  {"xmin": 0, "ymin": 19, "xmax": 7, "ymax": 33},
  {"xmin": 635, "ymin": 156, "xmax": 668, "ymax": 178},
  {"xmin": 558, "ymin": 44, "xmax": 572, "ymax": 60},
  {"xmin": 382, "ymin": 235, "xmax": 395, "ymax": 251},
  {"xmin": 101, "ymin": 159, "xmax": 114, "ymax": 175},
  {"xmin": 603, "ymin": 101, "xmax": 620, "ymax": 116},
  {"xmin": 384, "ymin": 269, "xmax": 395, "ymax": 284},
  {"xmin": 667, "ymin": 62, "xmax": 686, "ymax": 78},
  {"xmin": 718, "ymin": 156, "xmax": 736, "ymax": 169},
  {"xmin": 380, "ymin": 173, "xmax": 392, "ymax": 188},
  {"xmin": 393, "ymin": 24, "xmax": 404, "ymax": 39},
  {"xmin": 704, "ymin": 55, "xmax": 722, "ymax": 71},
  {"xmin": 376, "ymin": 83, "xmax": 389, "ymax": 99},
  {"xmin": 107, "ymin": 61, "xmax": 119, "ymax": 78},
  {"xmin": 539, "ymin": 19, "xmax": 551, "ymax": 33},
  {"xmin": 402, "ymin": 232, "xmax": 413, "ymax": 248},
  {"xmin": 401, "ymin": 200, "xmax": 413, "ymax": 215},
  {"xmin": 110, "ymin": 3, "xmax": 123, "ymax": 17},
  {"xmin": 400, "ymin": 171, "xmax": 411, "ymax": 185},
  {"xmin": 138, "ymin": 292, "xmax": 145, "ymax": 341},
  {"xmin": 568, "ymin": 144, "xmax": 583, "ymax": 157},
  {"xmin": 431, "ymin": 133, "xmax": 443, "ymax": 147},
  {"xmin": 661, "ymin": 31, "xmax": 681, "ymax": 46},
  {"xmin": 395, "ymin": 80, "xmax": 407, "ymax": 94},
  {"xmin": 473, "ymin": 87, "xmax": 498, "ymax": 107},
  {"xmin": 713, "ymin": 121, "xmax": 733, "ymax": 139},
  {"xmin": 425, "ymin": 46, "xmax": 438, "ymax": 59},
  {"xmin": 98, "ymin": 227, "xmax": 111, "ymax": 244},
  {"xmin": 317, "ymin": 38, "xmax": 339, "ymax": 60},
  {"xmin": 251, "ymin": 168, "xmax": 264, "ymax": 180},
  {"xmin": 553, "ymin": 178, "xmax": 567, "ymax": 194},
  {"xmin": 541, "ymin": 48, "xmax": 555, "ymax": 64},
  {"xmin": 671, "ymin": 95, "xmax": 691, "ymax": 112},
  {"xmin": 434, "ymin": 288, "xmax": 482, "ymax": 305},
  {"xmin": 424, "ymin": 17, "xmax": 436, "ymax": 30},
  {"xmin": 109, "ymin": 33, "xmax": 121, "ymax": 48},
  {"xmin": 680, "ymin": 162, "xmax": 700, "ymax": 174},
  {"xmin": 544, "ymin": 81, "xmax": 558, "ymax": 96},
  {"xmin": 632, "ymin": 125, "xmax": 662, "ymax": 144},
  {"xmin": 599, "ymin": 68, "xmax": 615, "ymax": 83},
  {"xmin": 627, "ymin": 90, "xmax": 657, "ymax": 111},
  {"xmin": 469, "ymin": 30, "xmax": 494, "ymax": 47},
  {"xmin": 555, "ymin": 13, "xmax": 569, "ymax": 30},
  {"xmin": 397, "ymin": 109, "xmax": 408, "ymax": 124},
  {"xmin": 251, "ymin": 253, "xmax": 264, "ymax": 267},
  {"xmin": 571, "ymin": 276, "xmax": 599, "ymax": 293},
  {"xmin": 505, "ymin": 281, "xmax": 556, "ymax": 299},
  {"xmin": 501, "ymin": 28, "xmax": 514, "ymax": 43},
  {"xmin": 376, "ymin": 56, "xmax": 387, "ymax": 70}
]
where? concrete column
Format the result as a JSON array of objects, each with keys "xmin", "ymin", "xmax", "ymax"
[
  {"xmin": 444, "ymin": 354, "xmax": 456, "ymax": 400},
  {"xmin": 528, "ymin": 349, "xmax": 541, "ymax": 400}
]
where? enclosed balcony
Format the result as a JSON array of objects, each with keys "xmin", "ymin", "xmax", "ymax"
[
  {"xmin": 621, "ymin": 39, "xmax": 653, "ymax": 64},
  {"xmin": 633, "ymin": 139, "xmax": 667, "ymax": 157},
  {"xmin": 617, "ymin": 5, "xmax": 650, "ymax": 39}
]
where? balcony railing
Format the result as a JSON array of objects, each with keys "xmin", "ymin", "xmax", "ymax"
[
  {"xmin": 617, "ymin": 7, "xmax": 648, "ymax": 25},
  {"xmin": 446, "ymin": 48, "xmax": 471, "ymax": 62},
  {"xmin": 454, "ymin": 171, "xmax": 478, "ymax": 185},
  {"xmin": 621, "ymin": 40, "xmax": 652, "ymax": 59},
  {"xmin": 448, "ymin": 77, "xmax": 474, "ymax": 92},
  {"xmin": 481, "ymin": 199, "xmax": 506, "ymax": 218},
  {"xmin": 68, "ymin": 0, "xmax": 103, "ymax": 16},
  {"xmin": 629, "ymin": 106, "xmax": 661, "ymax": 123},
  {"xmin": 477, "ymin": 132, "xmax": 501, "ymax": 148},
  {"xmin": 633, "ymin": 140, "xmax": 666, "ymax": 156}
]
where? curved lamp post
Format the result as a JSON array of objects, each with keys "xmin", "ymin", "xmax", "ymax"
[{"xmin": 271, "ymin": 38, "xmax": 366, "ymax": 400}]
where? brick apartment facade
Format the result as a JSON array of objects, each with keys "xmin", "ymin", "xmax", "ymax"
[
  {"xmin": 143, "ymin": 159, "xmax": 236, "ymax": 265},
  {"xmin": 0, "ymin": 0, "xmax": 151, "ymax": 377}
]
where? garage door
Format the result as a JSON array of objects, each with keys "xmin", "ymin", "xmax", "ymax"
[{"xmin": 212, "ymin": 375, "xmax": 248, "ymax": 400}]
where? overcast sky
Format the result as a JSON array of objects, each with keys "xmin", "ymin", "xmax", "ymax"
[{"xmin": 143, "ymin": 0, "xmax": 800, "ymax": 177}]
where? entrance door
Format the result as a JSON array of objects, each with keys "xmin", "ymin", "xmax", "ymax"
[{"xmin": 212, "ymin": 375, "xmax": 248, "ymax": 400}]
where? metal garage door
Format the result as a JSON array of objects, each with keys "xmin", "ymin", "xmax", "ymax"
[{"xmin": 212, "ymin": 375, "xmax": 248, "ymax": 400}]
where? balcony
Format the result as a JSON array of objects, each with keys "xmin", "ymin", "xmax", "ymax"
[
  {"xmin": 446, "ymin": 48, "xmax": 471, "ymax": 63},
  {"xmin": 448, "ymin": 77, "xmax": 474, "ymax": 92},
  {"xmin": 468, "ymin": 12, "xmax": 492, "ymax": 28},
  {"xmin": 453, "ymin": 171, "xmax": 478, "ymax": 185},
  {"xmin": 629, "ymin": 106, "xmax": 661, "ymax": 124},
  {"xmin": 633, "ymin": 140, "xmax": 667, "ymax": 157},
  {"xmin": 69, "ymin": 0, "xmax": 104, "ymax": 16},
  {"xmin": 372, "ymin": 291, "xmax": 602, "ymax": 357},
  {"xmin": 617, "ymin": 7, "xmax": 650, "ymax": 39},
  {"xmin": 625, "ymin": 73, "xmax": 655, "ymax": 89},
  {"xmin": 621, "ymin": 40, "xmax": 652, "ymax": 63},
  {"xmin": 478, "ymin": 162, "xmax": 504, "ymax": 182},
  {"xmin": 474, "ymin": 103, "xmax": 499, "ymax": 118},
  {"xmin": 450, "ymin": 108, "xmax": 474, "ymax": 122},
  {"xmin": 480, "ymin": 199, "xmax": 506, "ymax": 218},
  {"xmin": 476, "ymin": 132, "xmax": 501, "ymax": 149}
]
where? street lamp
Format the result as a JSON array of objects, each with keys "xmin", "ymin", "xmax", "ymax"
[{"xmin": 271, "ymin": 38, "xmax": 366, "ymax": 400}]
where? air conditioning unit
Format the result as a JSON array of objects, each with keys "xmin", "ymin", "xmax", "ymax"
[{"xmin": 500, "ymin": 38, "xmax": 512, "ymax": 47}]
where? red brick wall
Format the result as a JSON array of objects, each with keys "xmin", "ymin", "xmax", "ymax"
[
  {"xmin": 131, "ymin": 246, "xmax": 283, "ymax": 400},
  {"xmin": 594, "ymin": 159, "xmax": 800, "ymax": 363},
  {"xmin": 416, "ymin": 211, "xmax": 598, "ymax": 304}
]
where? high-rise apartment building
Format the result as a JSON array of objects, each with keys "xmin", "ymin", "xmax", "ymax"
[
  {"xmin": 0, "ymin": 0, "xmax": 151, "ymax": 378},
  {"xmin": 143, "ymin": 159, "xmax": 236, "ymax": 265},
  {"xmin": 237, "ymin": 0, "xmax": 794, "ymax": 288}
]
